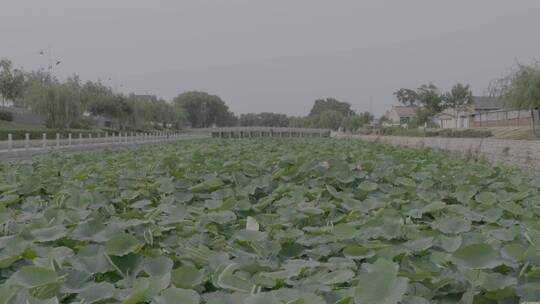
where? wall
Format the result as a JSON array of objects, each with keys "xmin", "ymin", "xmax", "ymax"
[
  {"xmin": 469, "ymin": 110, "xmax": 533, "ymax": 128},
  {"xmin": 387, "ymin": 109, "xmax": 400, "ymax": 124},
  {"xmin": 469, "ymin": 116, "xmax": 532, "ymax": 128},
  {"xmin": 338, "ymin": 134, "xmax": 540, "ymax": 171},
  {"xmin": 0, "ymin": 106, "xmax": 46, "ymax": 127}
]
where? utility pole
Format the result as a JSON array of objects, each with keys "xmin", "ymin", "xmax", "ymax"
[{"xmin": 39, "ymin": 47, "xmax": 61, "ymax": 81}]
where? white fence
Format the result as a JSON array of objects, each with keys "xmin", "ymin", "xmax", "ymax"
[
  {"xmin": 0, "ymin": 132, "xmax": 203, "ymax": 153},
  {"xmin": 205, "ymin": 127, "xmax": 331, "ymax": 138}
]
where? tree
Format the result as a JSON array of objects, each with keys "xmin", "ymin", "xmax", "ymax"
[
  {"xmin": 25, "ymin": 80, "xmax": 83, "ymax": 128},
  {"xmin": 308, "ymin": 98, "xmax": 354, "ymax": 117},
  {"xmin": 288, "ymin": 116, "xmax": 311, "ymax": 128},
  {"xmin": 393, "ymin": 88, "xmax": 418, "ymax": 106},
  {"xmin": 491, "ymin": 62, "xmax": 540, "ymax": 110},
  {"xmin": 317, "ymin": 110, "xmax": 344, "ymax": 130},
  {"xmin": 173, "ymin": 91, "xmax": 232, "ymax": 128},
  {"xmin": 443, "ymin": 83, "xmax": 473, "ymax": 128},
  {"xmin": 0, "ymin": 59, "xmax": 25, "ymax": 106},
  {"xmin": 378, "ymin": 115, "xmax": 390, "ymax": 126},
  {"xmin": 341, "ymin": 112, "xmax": 374, "ymax": 132},
  {"xmin": 239, "ymin": 112, "xmax": 289, "ymax": 127},
  {"xmin": 81, "ymin": 81, "xmax": 115, "ymax": 117},
  {"xmin": 239, "ymin": 113, "xmax": 259, "ymax": 126},
  {"xmin": 415, "ymin": 84, "xmax": 446, "ymax": 124}
]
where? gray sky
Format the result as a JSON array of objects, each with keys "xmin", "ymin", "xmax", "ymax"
[{"xmin": 1, "ymin": 0, "xmax": 540, "ymax": 116}]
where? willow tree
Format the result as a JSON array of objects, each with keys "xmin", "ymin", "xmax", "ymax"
[
  {"xmin": 492, "ymin": 62, "xmax": 540, "ymax": 110},
  {"xmin": 24, "ymin": 74, "xmax": 83, "ymax": 128},
  {"xmin": 0, "ymin": 59, "xmax": 25, "ymax": 106}
]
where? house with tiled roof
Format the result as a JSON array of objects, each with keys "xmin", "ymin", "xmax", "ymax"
[{"xmin": 385, "ymin": 106, "xmax": 418, "ymax": 126}]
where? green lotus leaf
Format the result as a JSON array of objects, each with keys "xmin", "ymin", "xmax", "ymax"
[
  {"xmin": 354, "ymin": 272, "xmax": 408, "ymax": 304},
  {"xmin": 77, "ymin": 282, "xmax": 115, "ymax": 304},
  {"xmin": 358, "ymin": 181, "xmax": 378, "ymax": 192},
  {"xmin": 0, "ymin": 194, "xmax": 19, "ymax": 206},
  {"xmin": 105, "ymin": 233, "xmax": 142, "ymax": 256},
  {"xmin": 342, "ymin": 246, "xmax": 375, "ymax": 260},
  {"xmin": 172, "ymin": 265, "xmax": 205, "ymax": 289},
  {"xmin": 333, "ymin": 223, "xmax": 358, "ymax": 240},
  {"xmin": 317, "ymin": 269, "xmax": 355, "ymax": 285},
  {"xmin": 10, "ymin": 265, "xmax": 59, "ymax": 288},
  {"xmin": 453, "ymin": 244, "xmax": 503, "ymax": 269},
  {"xmin": 155, "ymin": 287, "xmax": 200, "ymax": 304}
]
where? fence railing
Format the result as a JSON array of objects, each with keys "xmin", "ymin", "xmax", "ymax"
[
  {"xmin": 202, "ymin": 127, "xmax": 331, "ymax": 138},
  {"xmin": 0, "ymin": 127, "xmax": 332, "ymax": 157},
  {"xmin": 0, "ymin": 132, "xmax": 203, "ymax": 152}
]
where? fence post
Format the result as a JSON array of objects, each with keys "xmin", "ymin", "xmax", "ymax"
[
  {"xmin": 8, "ymin": 133, "xmax": 12, "ymax": 151},
  {"xmin": 68, "ymin": 133, "xmax": 72, "ymax": 146},
  {"xmin": 42, "ymin": 133, "xmax": 47, "ymax": 148},
  {"xmin": 56, "ymin": 133, "xmax": 60, "ymax": 148},
  {"xmin": 79, "ymin": 133, "xmax": 83, "ymax": 145},
  {"xmin": 89, "ymin": 133, "xmax": 92, "ymax": 144},
  {"xmin": 25, "ymin": 133, "xmax": 30, "ymax": 150}
]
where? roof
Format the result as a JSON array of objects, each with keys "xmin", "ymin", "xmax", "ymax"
[
  {"xmin": 392, "ymin": 106, "xmax": 418, "ymax": 117},
  {"xmin": 434, "ymin": 112, "xmax": 455, "ymax": 120},
  {"xmin": 473, "ymin": 96, "xmax": 502, "ymax": 110}
]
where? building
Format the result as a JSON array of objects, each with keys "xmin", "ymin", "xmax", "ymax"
[
  {"xmin": 385, "ymin": 106, "xmax": 418, "ymax": 126},
  {"xmin": 434, "ymin": 109, "xmax": 470, "ymax": 129},
  {"xmin": 435, "ymin": 97, "xmax": 503, "ymax": 129},
  {"xmin": 473, "ymin": 96, "xmax": 503, "ymax": 112}
]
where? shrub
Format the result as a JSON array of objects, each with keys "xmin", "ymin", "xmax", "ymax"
[
  {"xmin": 69, "ymin": 117, "xmax": 97, "ymax": 130},
  {"xmin": 0, "ymin": 110, "xmax": 13, "ymax": 122}
]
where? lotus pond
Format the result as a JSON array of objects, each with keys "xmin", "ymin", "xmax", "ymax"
[{"xmin": 1, "ymin": 139, "xmax": 540, "ymax": 303}]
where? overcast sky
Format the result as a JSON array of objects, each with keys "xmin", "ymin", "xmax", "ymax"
[{"xmin": 1, "ymin": 0, "xmax": 540, "ymax": 116}]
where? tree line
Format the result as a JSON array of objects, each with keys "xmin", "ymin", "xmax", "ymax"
[
  {"xmin": 0, "ymin": 58, "xmax": 374, "ymax": 131},
  {"xmin": 0, "ymin": 59, "xmax": 190, "ymax": 129}
]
